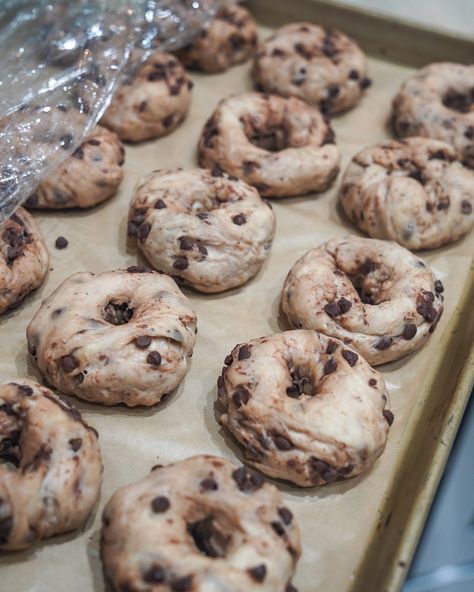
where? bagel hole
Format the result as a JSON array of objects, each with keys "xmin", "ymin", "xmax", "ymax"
[
  {"xmin": 286, "ymin": 364, "xmax": 316, "ymax": 398},
  {"xmin": 103, "ymin": 300, "xmax": 134, "ymax": 325},
  {"xmin": 344, "ymin": 259, "xmax": 391, "ymax": 306},
  {"xmin": 187, "ymin": 516, "xmax": 231, "ymax": 558},
  {"xmin": 0, "ymin": 409, "xmax": 22, "ymax": 469},
  {"xmin": 242, "ymin": 117, "xmax": 290, "ymax": 152},
  {"xmin": 442, "ymin": 88, "xmax": 474, "ymax": 113}
]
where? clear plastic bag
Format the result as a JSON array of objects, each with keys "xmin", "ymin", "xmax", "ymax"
[{"xmin": 0, "ymin": 0, "xmax": 220, "ymax": 222}]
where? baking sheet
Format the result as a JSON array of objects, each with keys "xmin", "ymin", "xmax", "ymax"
[{"xmin": 1, "ymin": 17, "xmax": 474, "ymax": 592}]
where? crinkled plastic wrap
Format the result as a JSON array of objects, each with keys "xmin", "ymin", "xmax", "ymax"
[{"xmin": 0, "ymin": 0, "xmax": 221, "ymax": 223}]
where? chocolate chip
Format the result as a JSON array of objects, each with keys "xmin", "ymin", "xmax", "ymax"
[
  {"xmin": 324, "ymin": 302, "xmax": 340, "ymax": 317},
  {"xmin": 464, "ymin": 126, "xmax": 474, "ymax": 139},
  {"xmin": 360, "ymin": 77, "xmax": 372, "ymax": 90},
  {"xmin": 151, "ymin": 496, "xmax": 170, "ymax": 513},
  {"xmin": 232, "ymin": 214, "xmax": 247, "ymax": 225},
  {"xmin": 374, "ymin": 336, "xmax": 392, "ymax": 350},
  {"xmin": 200, "ymin": 477, "xmax": 218, "ymax": 491},
  {"xmin": 147, "ymin": 351, "xmax": 162, "ymax": 366},
  {"xmin": 0, "ymin": 516, "xmax": 13, "ymax": 544},
  {"xmin": 55, "ymin": 236, "xmax": 68, "ymax": 249},
  {"xmin": 434, "ymin": 280, "xmax": 444, "ymax": 293},
  {"xmin": 323, "ymin": 358, "xmax": 337, "ymax": 375},
  {"xmin": 171, "ymin": 576, "xmax": 193, "ymax": 592},
  {"xmin": 273, "ymin": 434, "xmax": 293, "ymax": 450},
  {"xmin": 143, "ymin": 564, "xmax": 165, "ymax": 584},
  {"xmin": 88, "ymin": 139, "xmax": 100, "ymax": 146},
  {"xmin": 138, "ymin": 223, "xmax": 151, "ymax": 239},
  {"xmin": 238, "ymin": 345, "xmax": 251, "ymax": 360},
  {"xmin": 286, "ymin": 583, "xmax": 298, "ymax": 592},
  {"xmin": 322, "ymin": 128, "xmax": 335, "ymax": 145},
  {"xmin": 248, "ymin": 564, "xmax": 267, "ymax": 582},
  {"xmin": 127, "ymin": 222, "xmax": 139, "ymax": 237},
  {"xmin": 60, "ymin": 355, "xmax": 78, "ymax": 372},
  {"xmin": 461, "ymin": 200, "xmax": 472, "ymax": 215},
  {"xmin": 126, "ymin": 265, "xmax": 152, "ymax": 273},
  {"xmin": 338, "ymin": 297, "xmax": 352, "ymax": 313},
  {"xmin": 217, "ymin": 375, "xmax": 226, "ymax": 397},
  {"xmin": 148, "ymin": 70, "xmax": 166, "ymax": 82},
  {"xmin": 342, "ymin": 350, "xmax": 358, "ymax": 366},
  {"xmin": 18, "ymin": 384, "xmax": 33, "ymax": 396},
  {"xmin": 402, "ymin": 324, "xmax": 417, "ymax": 340},
  {"xmin": 224, "ymin": 354, "xmax": 233, "ymax": 366},
  {"xmin": 232, "ymin": 466, "xmax": 264, "ymax": 492},
  {"xmin": 278, "ymin": 507, "xmax": 293, "ymax": 525},
  {"xmin": 72, "ymin": 147, "xmax": 84, "ymax": 159},
  {"xmin": 326, "ymin": 340, "xmax": 338, "ymax": 354},
  {"xmin": 179, "ymin": 237, "xmax": 194, "ymax": 250},
  {"xmin": 173, "ymin": 256, "xmax": 189, "ymax": 270},
  {"xmin": 416, "ymin": 302, "xmax": 437, "ymax": 323},
  {"xmin": 155, "ymin": 199, "xmax": 167, "ymax": 209},
  {"xmin": 383, "ymin": 409, "xmax": 394, "ymax": 426},
  {"xmin": 369, "ymin": 378, "xmax": 377, "ymax": 386},
  {"xmin": 135, "ymin": 335, "xmax": 152, "ymax": 348},
  {"xmin": 232, "ymin": 387, "xmax": 250, "ymax": 407},
  {"xmin": 271, "ymin": 521, "xmax": 285, "ymax": 536},
  {"xmin": 69, "ymin": 438, "xmax": 82, "ymax": 452},
  {"xmin": 348, "ymin": 69, "xmax": 360, "ymax": 80},
  {"xmin": 328, "ymin": 84, "xmax": 340, "ymax": 98},
  {"xmin": 162, "ymin": 115, "xmax": 174, "ymax": 128}
]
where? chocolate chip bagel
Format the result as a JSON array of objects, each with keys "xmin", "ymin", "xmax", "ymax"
[
  {"xmin": 0, "ymin": 379, "xmax": 102, "ymax": 550},
  {"xmin": 177, "ymin": 4, "xmax": 258, "ymax": 73},
  {"xmin": 101, "ymin": 52, "xmax": 192, "ymax": 143},
  {"xmin": 218, "ymin": 330, "xmax": 391, "ymax": 487},
  {"xmin": 281, "ymin": 236, "xmax": 444, "ymax": 365},
  {"xmin": 26, "ymin": 125, "xmax": 124, "ymax": 209},
  {"xmin": 26, "ymin": 268, "xmax": 197, "ymax": 406},
  {"xmin": 0, "ymin": 208, "xmax": 49, "ymax": 314},
  {"xmin": 253, "ymin": 23, "xmax": 370, "ymax": 114},
  {"xmin": 101, "ymin": 455, "xmax": 300, "ymax": 592},
  {"xmin": 198, "ymin": 92, "xmax": 340, "ymax": 198},
  {"xmin": 128, "ymin": 168, "xmax": 276, "ymax": 292},
  {"xmin": 391, "ymin": 62, "xmax": 474, "ymax": 167},
  {"xmin": 339, "ymin": 137, "xmax": 474, "ymax": 249}
]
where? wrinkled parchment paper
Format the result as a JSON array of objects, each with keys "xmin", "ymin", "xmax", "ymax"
[{"xmin": 1, "ymin": 26, "xmax": 473, "ymax": 592}]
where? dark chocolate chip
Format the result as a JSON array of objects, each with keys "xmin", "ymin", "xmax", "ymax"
[
  {"xmin": 60, "ymin": 355, "xmax": 78, "ymax": 373},
  {"xmin": 238, "ymin": 345, "xmax": 251, "ymax": 360},
  {"xmin": 360, "ymin": 77, "xmax": 372, "ymax": 89},
  {"xmin": 232, "ymin": 466, "xmax": 264, "ymax": 492},
  {"xmin": 461, "ymin": 200, "xmax": 472, "ymax": 215},
  {"xmin": 286, "ymin": 583, "xmax": 298, "ymax": 592},
  {"xmin": 248, "ymin": 564, "xmax": 267, "ymax": 582},
  {"xmin": 147, "ymin": 351, "xmax": 162, "ymax": 366},
  {"xmin": 151, "ymin": 496, "xmax": 170, "ymax": 513},
  {"xmin": 173, "ymin": 256, "xmax": 189, "ymax": 270},
  {"xmin": 143, "ymin": 564, "xmax": 165, "ymax": 584},
  {"xmin": 126, "ymin": 265, "xmax": 152, "ymax": 273},
  {"xmin": 326, "ymin": 340, "xmax": 338, "ymax": 354},
  {"xmin": 171, "ymin": 576, "xmax": 193, "ymax": 592},
  {"xmin": 200, "ymin": 477, "xmax": 218, "ymax": 491},
  {"xmin": 322, "ymin": 128, "xmax": 335, "ymax": 145},
  {"xmin": 135, "ymin": 335, "xmax": 152, "ymax": 348},
  {"xmin": 416, "ymin": 302, "xmax": 437, "ymax": 323},
  {"xmin": 323, "ymin": 358, "xmax": 337, "ymax": 375},
  {"xmin": 324, "ymin": 302, "xmax": 340, "ymax": 317},
  {"xmin": 338, "ymin": 297, "xmax": 352, "ymax": 313},
  {"xmin": 464, "ymin": 126, "xmax": 474, "ymax": 139},
  {"xmin": 69, "ymin": 438, "xmax": 82, "ymax": 452},
  {"xmin": 402, "ymin": 324, "xmax": 417, "ymax": 340},
  {"xmin": 369, "ymin": 378, "xmax": 377, "ymax": 386},
  {"xmin": 88, "ymin": 139, "xmax": 100, "ymax": 146},
  {"xmin": 179, "ymin": 237, "xmax": 194, "ymax": 250},
  {"xmin": 278, "ymin": 507, "xmax": 293, "ymax": 525},
  {"xmin": 55, "ymin": 236, "xmax": 68, "ymax": 249},
  {"xmin": 162, "ymin": 115, "xmax": 174, "ymax": 128},
  {"xmin": 383, "ymin": 409, "xmax": 394, "ymax": 426},
  {"xmin": 155, "ymin": 199, "xmax": 167, "ymax": 209},
  {"xmin": 273, "ymin": 435, "xmax": 293, "ymax": 450},
  {"xmin": 18, "ymin": 384, "xmax": 33, "ymax": 396},
  {"xmin": 348, "ymin": 69, "xmax": 360, "ymax": 80},
  {"xmin": 72, "ymin": 147, "xmax": 84, "ymax": 159},
  {"xmin": 0, "ymin": 516, "xmax": 13, "ymax": 544},
  {"xmin": 434, "ymin": 280, "xmax": 444, "ymax": 293},
  {"xmin": 271, "ymin": 521, "xmax": 285, "ymax": 536},
  {"xmin": 374, "ymin": 336, "xmax": 392, "ymax": 350},
  {"xmin": 342, "ymin": 350, "xmax": 358, "ymax": 366},
  {"xmin": 138, "ymin": 223, "xmax": 151, "ymax": 239},
  {"xmin": 232, "ymin": 387, "xmax": 250, "ymax": 407},
  {"xmin": 232, "ymin": 214, "xmax": 247, "ymax": 225},
  {"xmin": 224, "ymin": 354, "xmax": 233, "ymax": 366}
]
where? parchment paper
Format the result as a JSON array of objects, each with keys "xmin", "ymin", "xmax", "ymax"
[{"xmin": 1, "ymin": 25, "xmax": 473, "ymax": 592}]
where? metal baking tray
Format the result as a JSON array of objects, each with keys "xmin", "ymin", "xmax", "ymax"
[{"xmin": 1, "ymin": 1, "xmax": 473, "ymax": 591}]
